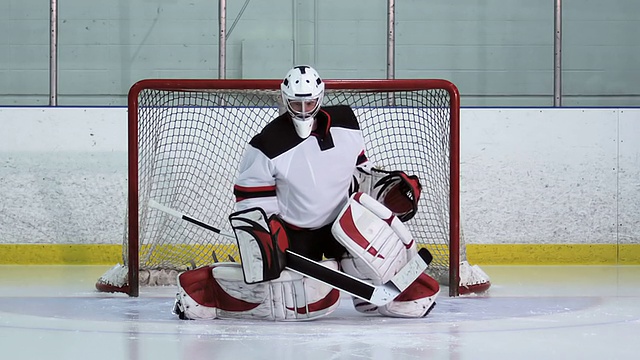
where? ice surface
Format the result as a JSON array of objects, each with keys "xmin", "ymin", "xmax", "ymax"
[{"xmin": 1, "ymin": 265, "xmax": 639, "ymax": 360}]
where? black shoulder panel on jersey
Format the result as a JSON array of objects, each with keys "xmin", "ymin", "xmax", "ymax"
[
  {"xmin": 321, "ymin": 105, "xmax": 360, "ymax": 130},
  {"xmin": 249, "ymin": 105, "xmax": 360, "ymax": 159},
  {"xmin": 249, "ymin": 114, "xmax": 304, "ymax": 159}
]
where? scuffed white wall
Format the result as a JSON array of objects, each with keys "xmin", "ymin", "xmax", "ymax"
[
  {"xmin": 0, "ymin": 108, "xmax": 638, "ymax": 245},
  {"xmin": 0, "ymin": 108, "xmax": 128, "ymax": 244},
  {"xmin": 615, "ymin": 110, "xmax": 640, "ymax": 246},
  {"xmin": 460, "ymin": 109, "xmax": 639, "ymax": 245}
]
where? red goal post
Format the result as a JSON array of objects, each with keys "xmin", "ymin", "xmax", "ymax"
[{"xmin": 99, "ymin": 78, "xmax": 462, "ymax": 297}]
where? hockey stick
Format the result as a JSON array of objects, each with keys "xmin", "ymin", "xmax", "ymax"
[{"xmin": 148, "ymin": 199, "xmax": 432, "ymax": 306}]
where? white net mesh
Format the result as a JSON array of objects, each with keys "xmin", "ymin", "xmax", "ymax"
[{"xmin": 97, "ymin": 81, "xmax": 463, "ymax": 294}]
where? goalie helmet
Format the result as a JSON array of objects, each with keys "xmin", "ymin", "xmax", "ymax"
[{"xmin": 281, "ymin": 65, "xmax": 325, "ymax": 139}]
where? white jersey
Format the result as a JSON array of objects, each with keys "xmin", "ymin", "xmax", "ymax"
[{"xmin": 234, "ymin": 105, "xmax": 369, "ymax": 229}]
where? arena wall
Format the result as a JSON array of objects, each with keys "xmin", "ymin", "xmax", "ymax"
[{"xmin": 0, "ymin": 107, "xmax": 638, "ymax": 264}]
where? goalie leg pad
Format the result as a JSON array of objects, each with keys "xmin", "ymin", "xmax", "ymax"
[
  {"xmin": 332, "ymin": 192, "xmax": 414, "ymax": 283},
  {"xmin": 173, "ymin": 264, "xmax": 224, "ymax": 320},
  {"xmin": 339, "ymin": 255, "xmax": 381, "ymax": 315},
  {"xmin": 340, "ymin": 257, "xmax": 439, "ymax": 317},
  {"xmin": 378, "ymin": 273, "xmax": 440, "ymax": 318},
  {"xmin": 175, "ymin": 262, "xmax": 341, "ymax": 321}
]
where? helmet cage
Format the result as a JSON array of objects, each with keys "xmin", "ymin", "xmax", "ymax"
[{"xmin": 283, "ymin": 94, "xmax": 323, "ymax": 122}]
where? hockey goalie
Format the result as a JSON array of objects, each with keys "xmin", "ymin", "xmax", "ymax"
[
  {"xmin": 172, "ymin": 65, "xmax": 485, "ymax": 321},
  {"xmin": 172, "ymin": 65, "xmax": 438, "ymax": 321}
]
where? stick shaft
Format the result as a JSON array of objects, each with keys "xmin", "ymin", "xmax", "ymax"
[{"xmin": 148, "ymin": 199, "xmax": 235, "ymax": 238}]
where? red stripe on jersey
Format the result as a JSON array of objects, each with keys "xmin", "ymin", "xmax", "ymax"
[
  {"xmin": 234, "ymin": 184, "xmax": 276, "ymax": 193},
  {"xmin": 321, "ymin": 109, "xmax": 332, "ymax": 137},
  {"xmin": 233, "ymin": 184, "xmax": 277, "ymax": 202},
  {"xmin": 311, "ymin": 110, "xmax": 332, "ymax": 138}
]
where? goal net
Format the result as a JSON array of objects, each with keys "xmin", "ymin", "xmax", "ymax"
[{"xmin": 96, "ymin": 79, "xmax": 473, "ymax": 297}]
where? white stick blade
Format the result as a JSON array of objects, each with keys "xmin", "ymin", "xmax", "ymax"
[
  {"xmin": 390, "ymin": 253, "xmax": 428, "ymax": 292},
  {"xmin": 148, "ymin": 199, "xmax": 184, "ymax": 219}
]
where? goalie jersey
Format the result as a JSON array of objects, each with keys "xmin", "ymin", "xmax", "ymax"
[{"xmin": 234, "ymin": 105, "xmax": 369, "ymax": 229}]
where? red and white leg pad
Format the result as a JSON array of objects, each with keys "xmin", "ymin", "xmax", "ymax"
[
  {"xmin": 377, "ymin": 273, "xmax": 439, "ymax": 317},
  {"xmin": 333, "ymin": 192, "xmax": 439, "ymax": 317},
  {"xmin": 345, "ymin": 258, "xmax": 440, "ymax": 318},
  {"xmin": 173, "ymin": 262, "xmax": 340, "ymax": 321},
  {"xmin": 332, "ymin": 192, "xmax": 414, "ymax": 283}
]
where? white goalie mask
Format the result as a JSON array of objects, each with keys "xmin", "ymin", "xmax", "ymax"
[{"xmin": 280, "ymin": 65, "xmax": 325, "ymax": 139}]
